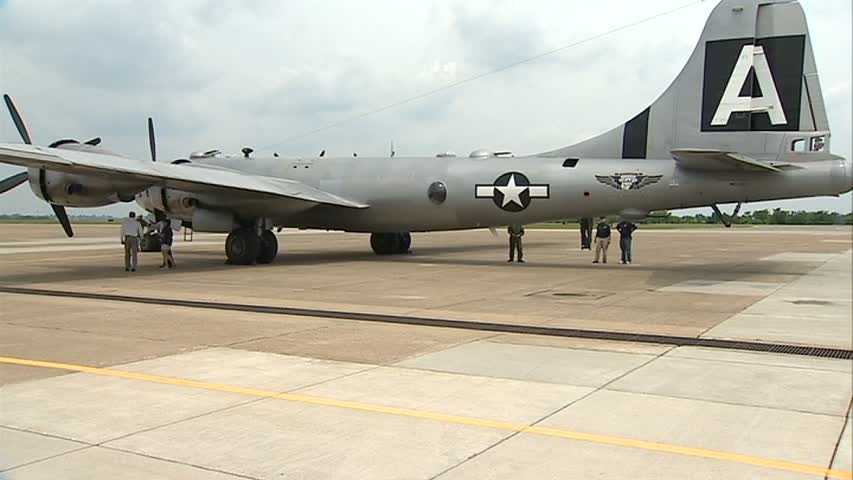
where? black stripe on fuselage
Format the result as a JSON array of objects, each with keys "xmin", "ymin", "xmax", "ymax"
[{"xmin": 621, "ymin": 107, "xmax": 650, "ymax": 159}]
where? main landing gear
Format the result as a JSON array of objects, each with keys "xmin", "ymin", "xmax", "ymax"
[
  {"xmin": 226, "ymin": 228, "xmax": 279, "ymax": 265},
  {"xmin": 370, "ymin": 232, "xmax": 411, "ymax": 255}
]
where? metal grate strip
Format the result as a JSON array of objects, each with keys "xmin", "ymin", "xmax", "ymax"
[{"xmin": 0, "ymin": 286, "xmax": 850, "ymax": 360}]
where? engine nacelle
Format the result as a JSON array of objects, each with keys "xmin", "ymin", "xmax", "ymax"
[
  {"xmin": 136, "ymin": 186, "xmax": 198, "ymax": 220},
  {"xmin": 27, "ymin": 168, "xmax": 139, "ymax": 207}
]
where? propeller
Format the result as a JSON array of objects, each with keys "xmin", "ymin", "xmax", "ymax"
[
  {"xmin": 0, "ymin": 171, "xmax": 28, "ymax": 194},
  {"xmin": 3, "ymin": 94, "xmax": 32, "ymax": 145},
  {"xmin": 49, "ymin": 138, "xmax": 101, "ymax": 148},
  {"xmin": 2, "ymin": 93, "xmax": 75, "ymax": 237},
  {"xmin": 147, "ymin": 117, "xmax": 156, "ymax": 162},
  {"xmin": 51, "ymin": 204, "xmax": 74, "ymax": 237}
]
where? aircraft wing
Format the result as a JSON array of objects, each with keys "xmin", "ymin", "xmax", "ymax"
[
  {"xmin": 0, "ymin": 144, "xmax": 369, "ymax": 209},
  {"xmin": 670, "ymin": 149, "xmax": 782, "ymax": 173}
]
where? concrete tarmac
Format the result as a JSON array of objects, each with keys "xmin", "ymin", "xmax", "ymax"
[{"xmin": 0, "ymin": 224, "xmax": 850, "ymax": 479}]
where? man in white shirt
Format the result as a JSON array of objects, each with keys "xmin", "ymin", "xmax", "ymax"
[{"xmin": 120, "ymin": 212, "xmax": 143, "ymax": 272}]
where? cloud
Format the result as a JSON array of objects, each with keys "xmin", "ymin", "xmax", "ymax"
[{"xmin": 0, "ymin": 0, "xmax": 849, "ymax": 216}]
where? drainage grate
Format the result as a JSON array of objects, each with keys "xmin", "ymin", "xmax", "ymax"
[
  {"xmin": 788, "ymin": 300, "xmax": 835, "ymax": 306},
  {"xmin": 1, "ymin": 286, "xmax": 850, "ymax": 360}
]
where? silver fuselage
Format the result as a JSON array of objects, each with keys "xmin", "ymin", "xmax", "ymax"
[{"xmin": 140, "ymin": 153, "xmax": 850, "ymax": 233}]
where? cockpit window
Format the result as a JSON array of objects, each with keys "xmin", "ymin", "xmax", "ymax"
[{"xmin": 562, "ymin": 158, "xmax": 579, "ymax": 168}]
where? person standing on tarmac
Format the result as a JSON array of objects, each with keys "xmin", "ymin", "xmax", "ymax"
[
  {"xmin": 579, "ymin": 217, "xmax": 593, "ymax": 250},
  {"xmin": 157, "ymin": 219, "xmax": 176, "ymax": 269},
  {"xmin": 616, "ymin": 220, "xmax": 638, "ymax": 264},
  {"xmin": 507, "ymin": 224, "xmax": 525, "ymax": 263},
  {"xmin": 120, "ymin": 212, "xmax": 143, "ymax": 272},
  {"xmin": 592, "ymin": 217, "xmax": 611, "ymax": 264}
]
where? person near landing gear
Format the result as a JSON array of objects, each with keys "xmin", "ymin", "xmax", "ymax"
[
  {"xmin": 616, "ymin": 220, "xmax": 637, "ymax": 264},
  {"xmin": 592, "ymin": 217, "xmax": 611, "ymax": 264},
  {"xmin": 120, "ymin": 211, "xmax": 143, "ymax": 272},
  {"xmin": 579, "ymin": 217, "xmax": 593, "ymax": 250},
  {"xmin": 157, "ymin": 219, "xmax": 176, "ymax": 269},
  {"xmin": 507, "ymin": 224, "xmax": 525, "ymax": 263}
]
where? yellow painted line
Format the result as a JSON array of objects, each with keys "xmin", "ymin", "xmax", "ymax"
[{"xmin": 1, "ymin": 355, "xmax": 850, "ymax": 479}]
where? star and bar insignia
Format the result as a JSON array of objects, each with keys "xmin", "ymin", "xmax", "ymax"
[{"xmin": 475, "ymin": 172, "xmax": 549, "ymax": 212}]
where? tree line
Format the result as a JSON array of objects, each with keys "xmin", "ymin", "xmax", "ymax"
[{"xmin": 644, "ymin": 208, "xmax": 852, "ymax": 225}]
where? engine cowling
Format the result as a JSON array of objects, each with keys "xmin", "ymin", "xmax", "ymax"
[
  {"xmin": 136, "ymin": 186, "xmax": 198, "ymax": 220},
  {"xmin": 27, "ymin": 168, "xmax": 139, "ymax": 207}
]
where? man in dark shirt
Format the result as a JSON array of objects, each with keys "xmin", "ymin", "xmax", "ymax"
[
  {"xmin": 593, "ymin": 218, "xmax": 611, "ymax": 264},
  {"xmin": 507, "ymin": 224, "xmax": 525, "ymax": 263},
  {"xmin": 157, "ymin": 219, "xmax": 176, "ymax": 269},
  {"xmin": 579, "ymin": 217, "xmax": 593, "ymax": 250},
  {"xmin": 616, "ymin": 220, "xmax": 638, "ymax": 264}
]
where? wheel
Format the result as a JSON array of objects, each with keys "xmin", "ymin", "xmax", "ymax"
[
  {"xmin": 370, "ymin": 233, "xmax": 410, "ymax": 255},
  {"xmin": 225, "ymin": 228, "xmax": 261, "ymax": 265},
  {"xmin": 370, "ymin": 233, "xmax": 397, "ymax": 255},
  {"xmin": 257, "ymin": 230, "xmax": 279, "ymax": 264},
  {"xmin": 370, "ymin": 233, "xmax": 390, "ymax": 255},
  {"xmin": 398, "ymin": 232, "xmax": 411, "ymax": 253},
  {"xmin": 140, "ymin": 234, "xmax": 161, "ymax": 252}
]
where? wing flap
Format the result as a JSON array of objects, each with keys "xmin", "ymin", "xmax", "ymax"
[
  {"xmin": 671, "ymin": 149, "xmax": 781, "ymax": 173},
  {"xmin": 0, "ymin": 144, "xmax": 368, "ymax": 209}
]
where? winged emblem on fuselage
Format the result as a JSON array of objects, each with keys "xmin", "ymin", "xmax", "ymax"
[{"xmin": 595, "ymin": 173, "xmax": 663, "ymax": 191}]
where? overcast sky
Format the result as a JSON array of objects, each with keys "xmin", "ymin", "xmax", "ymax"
[{"xmin": 0, "ymin": 0, "xmax": 850, "ymax": 216}]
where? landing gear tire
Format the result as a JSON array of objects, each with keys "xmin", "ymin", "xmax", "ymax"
[
  {"xmin": 399, "ymin": 232, "xmax": 411, "ymax": 253},
  {"xmin": 225, "ymin": 228, "xmax": 261, "ymax": 265},
  {"xmin": 370, "ymin": 232, "xmax": 411, "ymax": 255},
  {"xmin": 140, "ymin": 233, "xmax": 161, "ymax": 253},
  {"xmin": 257, "ymin": 230, "xmax": 279, "ymax": 264}
]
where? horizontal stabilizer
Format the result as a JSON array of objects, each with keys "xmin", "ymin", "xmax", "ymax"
[{"xmin": 671, "ymin": 149, "xmax": 781, "ymax": 172}]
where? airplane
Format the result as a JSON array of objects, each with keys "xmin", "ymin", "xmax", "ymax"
[{"xmin": 0, "ymin": 0, "xmax": 850, "ymax": 265}]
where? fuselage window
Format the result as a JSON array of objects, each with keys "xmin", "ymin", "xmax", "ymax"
[
  {"xmin": 427, "ymin": 181, "xmax": 447, "ymax": 204},
  {"xmin": 562, "ymin": 158, "xmax": 579, "ymax": 168},
  {"xmin": 810, "ymin": 136, "xmax": 826, "ymax": 152},
  {"xmin": 791, "ymin": 139, "xmax": 807, "ymax": 152}
]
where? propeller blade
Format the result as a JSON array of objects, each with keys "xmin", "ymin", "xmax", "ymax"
[
  {"xmin": 3, "ymin": 94, "xmax": 33, "ymax": 144},
  {"xmin": 50, "ymin": 204, "xmax": 74, "ymax": 237},
  {"xmin": 147, "ymin": 117, "xmax": 156, "ymax": 162},
  {"xmin": 0, "ymin": 171, "xmax": 28, "ymax": 194},
  {"xmin": 84, "ymin": 137, "xmax": 102, "ymax": 146},
  {"xmin": 488, "ymin": 227, "xmax": 498, "ymax": 238}
]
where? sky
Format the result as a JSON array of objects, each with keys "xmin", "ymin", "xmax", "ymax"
[{"xmin": 0, "ymin": 0, "xmax": 850, "ymax": 216}]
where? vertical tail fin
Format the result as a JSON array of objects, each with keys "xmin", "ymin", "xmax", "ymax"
[{"xmin": 543, "ymin": 0, "xmax": 831, "ymax": 161}]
